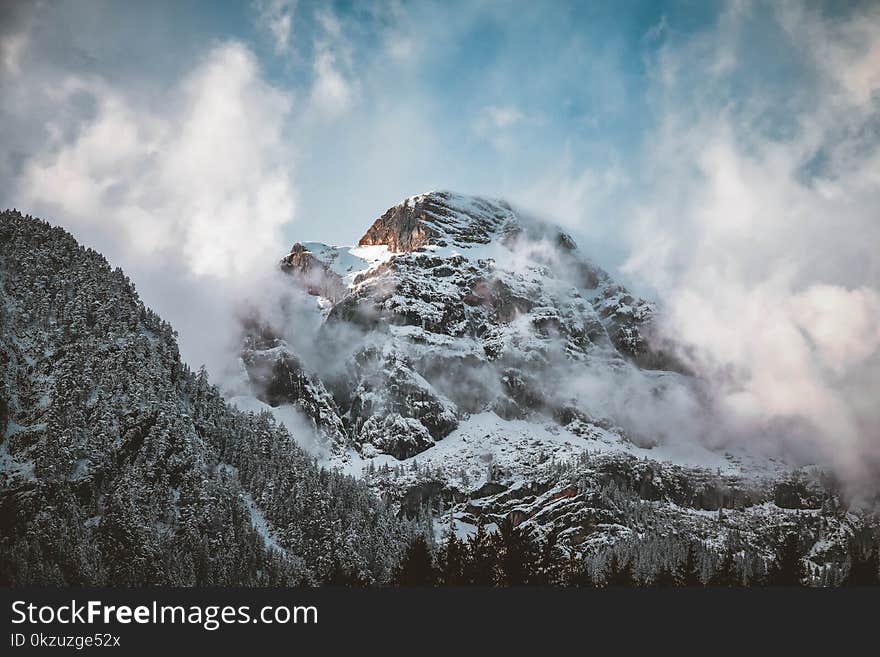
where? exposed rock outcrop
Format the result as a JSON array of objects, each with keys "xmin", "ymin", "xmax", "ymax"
[{"xmin": 281, "ymin": 243, "xmax": 347, "ymax": 302}]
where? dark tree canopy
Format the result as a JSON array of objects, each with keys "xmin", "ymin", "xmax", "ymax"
[{"xmin": 0, "ymin": 211, "xmax": 410, "ymax": 586}]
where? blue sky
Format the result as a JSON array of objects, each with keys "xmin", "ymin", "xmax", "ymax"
[
  {"xmin": 0, "ymin": 1, "xmax": 723, "ymax": 257},
  {"xmin": 1, "ymin": 0, "xmax": 878, "ymax": 290}
]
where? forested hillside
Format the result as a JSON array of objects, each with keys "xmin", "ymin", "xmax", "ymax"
[{"xmin": 0, "ymin": 210, "xmax": 408, "ymax": 586}]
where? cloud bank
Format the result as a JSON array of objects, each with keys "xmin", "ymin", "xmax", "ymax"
[
  {"xmin": 15, "ymin": 41, "xmax": 295, "ymax": 280},
  {"xmin": 623, "ymin": 2, "xmax": 880, "ymax": 491}
]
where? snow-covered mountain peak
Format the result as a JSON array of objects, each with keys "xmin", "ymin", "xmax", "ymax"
[
  {"xmin": 280, "ymin": 191, "xmax": 617, "ymax": 310},
  {"xmin": 252, "ymin": 191, "xmax": 680, "ymax": 466},
  {"xmin": 357, "ymin": 190, "xmax": 518, "ymax": 253},
  {"xmin": 352, "ymin": 190, "xmax": 599, "ymax": 277},
  {"xmin": 358, "ymin": 191, "xmax": 540, "ymax": 253}
]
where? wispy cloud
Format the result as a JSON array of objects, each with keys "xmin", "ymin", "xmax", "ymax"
[
  {"xmin": 0, "ymin": 29, "xmax": 27, "ymax": 75},
  {"xmin": 482, "ymin": 105, "xmax": 524, "ymax": 129},
  {"xmin": 307, "ymin": 7, "xmax": 357, "ymax": 118},
  {"xmin": 643, "ymin": 14, "xmax": 668, "ymax": 42},
  {"xmin": 310, "ymin": 49, "xmax": 355, "ymax": 116},
  {"xmin": 253, "ymin": 0, "xmax": 297, "ymax": 55}
]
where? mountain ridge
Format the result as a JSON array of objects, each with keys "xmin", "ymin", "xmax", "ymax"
[{"xmin": 252, "ymin": 190, "xmax": 679, "ymax": 461}]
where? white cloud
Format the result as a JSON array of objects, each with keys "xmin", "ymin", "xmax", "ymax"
[
  {"xmin": 386, "ymin": 36, "xmax": 415, "ymax": 61},
  {"xmin": 377, "ymin": 0, "xmax": 417, "ymax": 62},
  {"xmin": 309, "ymin": 49, "xmax": 354, "ymax": 116},
  {"xmin": 305, "ymin": 8, "xmax": 357, "ymax": 119},
  {"xmin": 1, "ymin": 29, "xmax": 28, "ymax": 75},
  {"xmin": 254, "ymin": 0, "xmax": 296, "ymax": 54},
  {"xmin": 16, "ymin": 41, "xmax": 295, "ymax": 281},
  {"xmin": 515, "ymin": 153, "xmax": 625, "ymax": 228},
  {"xmin": 791, "ymin": 285, "xmax": 880, "ymax": 375},
  {"xmin": 315, "ymin": 8, "xmax": 342, "ymax": 39},
  {"xmin": 472, "ymin": 105, "xmax": 528, "ymax": 153},
  {"xmin": 778, "ymin": 2, "xmax": 880, "ymax": 109}
]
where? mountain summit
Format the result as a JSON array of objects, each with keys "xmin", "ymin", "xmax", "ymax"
[
  {"xmin": 233, "ymin": 192, "xmax": 874, "ymax": 580},
  {"xmin": 357, "ymin": 191, "xmax": 517, "ymax": 251},
  {"xmin": 247, "ymin": 190, "xmax": 667, "ymax": 460}
]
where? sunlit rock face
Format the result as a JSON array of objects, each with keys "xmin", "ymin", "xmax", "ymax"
[{"xmin": 357, "ymin": 191, "xmax": 512, "ymax": 251}]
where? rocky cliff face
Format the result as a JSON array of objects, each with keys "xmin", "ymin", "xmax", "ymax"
[
  {"xmin": 280, "ymin": 243, "xmax": 347, "ymax": 302},
  {"xmin": 357, "ymin": 192, "xmax": 510, "ymax": 251},
  {"xmin": 237, "ymin": 191, "xmax": 878, "ymax": 584}
]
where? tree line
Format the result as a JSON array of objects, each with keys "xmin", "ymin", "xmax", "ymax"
[{"xmin": 392, "ymin": 517, "xmax": 880, "ymax": 587}]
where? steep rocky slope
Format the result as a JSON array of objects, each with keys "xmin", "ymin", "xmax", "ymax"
[{"xmin": 240, "ymin": 191, "xmax": 879, "ymax": 584}]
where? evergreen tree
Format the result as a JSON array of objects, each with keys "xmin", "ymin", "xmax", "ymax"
[
  {"xmin": 676, "ymin": 544, "xmax": 703, "ymax": 586},
  {"xmin": 497, "ymin": 517, "xmax": 539, "ymax": 585},
  {"xmin": 394, "ymin": 535, "xmax": 437, "ymax": 586},
  {"xmin": 439, "ymin": 521, "xmax": 466, "ymax": 586},
  {"xmin": 463, "ymin": 520, "xmax": 497, "ymax": 586},
  {"xmin": 766, "ymin": 532, "xmax": 803, "ymax": 586},
  {"xmin": 844, "ymin": 542, "xmax": 880, "ymax": 586}
]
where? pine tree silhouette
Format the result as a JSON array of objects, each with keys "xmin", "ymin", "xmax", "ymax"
[
  {"xmin": 844, "ymin": 542, "xmax": 879, "ymax": 586},
  {"xmin": 498, "ymin": 516, "xmax": 539, "ymax": 585},
  {"xmin": 440, "ymin": 523, "xmax": 466, "ymax": 585},
  {"xmin": 710, "ymin": 548, "xmax": 740, "ymax": 587},
  {"xmin": 394, "ymin": 535, "xmax": 437, "ymax": 586},
  {"xmin": 464, "ymin": 520, "xmax": 497, "ymax": 586},
  {"xmin": 677, "ymin": 544, "xmax": 703, "ymax": 586},
  {"xmin": 766, "ymin": 532, "xmax": 803, "ymax": 586}
]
